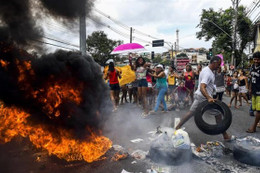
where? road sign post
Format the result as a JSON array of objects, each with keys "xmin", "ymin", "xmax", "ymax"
[{"xmin": 152, "ymin": 40, "xmax": 164, "ymax": 47}]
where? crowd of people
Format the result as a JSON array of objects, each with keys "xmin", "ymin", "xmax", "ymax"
[{"xmin": 104, "ymin": 51, "xmax": 260, "ymax": 135}]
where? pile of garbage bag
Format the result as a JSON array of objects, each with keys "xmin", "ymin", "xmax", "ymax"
[{"xmin": 148, "ymin": 127, "xmax": 192, "ymax": 165}]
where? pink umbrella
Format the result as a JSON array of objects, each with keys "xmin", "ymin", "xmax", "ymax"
[
  {"xmin": 216, "ymin": 54, "xmax": 224, "ymax": 66},
  {"xmin": 110, "ymin": 43, "xmax": 146, "ymax": 55}
]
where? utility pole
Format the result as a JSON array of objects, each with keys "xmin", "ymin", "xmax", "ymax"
[
  {"xmin": 176, "ymin": 29, "xmax": 179, "ymax": 52},
  {"xmin": 171, "ymin": 45, "xmax": 173, "ymax": 60},
  {"xmin": 79, "ymin": 10, "xmax": 86, "ymax": 55},
  {"xmin": 231, "ymin": 0, "xmax": 239, "ymax": 67},
  {"xmin": 130, "ymin": 27, "xmax": 133, "ymax": 43}
]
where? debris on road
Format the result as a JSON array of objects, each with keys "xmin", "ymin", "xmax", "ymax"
[
  {"xmin": 148, "ymin": 127, "xmax": 192, "ymax": 165},
  {"xmin": 131, "ymin": 150, "xmax": 148, "ymax": 160},
  {"xmin": 233, "ymin": 136, "xmax": 260, "ymax": 166},
  {"xmin": 191, "ymin": 140, "xmax": 250, "ymax": 172},
  {"xmin": 111, "ymin": 151, "xmax": 128, "ymax": 161},
  {"xmin": 130, "ymin": 138, "xmax": 144, "ymax": 143},
  {"xmin": 121, "ymin": 169, "xmax": 132, "ymax": 173}
]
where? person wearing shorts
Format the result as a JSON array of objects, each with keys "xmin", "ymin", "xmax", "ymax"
[
  {"xmin": 105, "ymin": 62, "xmax": 121, "ymax": 111},
  {"xmin": 176, "ymin": 56, "xmax": 233, "ymax": 141},
  {"xmin": 247, "ymin": 51, "xmax": 260, "ymax": 133}
]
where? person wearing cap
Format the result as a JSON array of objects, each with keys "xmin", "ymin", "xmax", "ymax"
[
  {"xmin": 148, "ymin": 64, "xmax": 168, "ymax": 115},
  {"xmin": 176, "ymin": 56, "xmax": 233, "ymax": 141},
  {"xmin": 246, "ymin": 51, "xmax": 260, "ymax": 133}
]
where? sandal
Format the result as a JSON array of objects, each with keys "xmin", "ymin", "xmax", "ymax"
[
  {"xmin": 141, "ymin": 112, "xmax": 149, "ymax": 119},
  {"xmin": 246, "ymin": 129, "xmax": 256, "ymax": 133}
]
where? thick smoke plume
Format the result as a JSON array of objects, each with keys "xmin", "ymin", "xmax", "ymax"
[
  {"xmin": 0, "ymin": 0, "xmax": 94, "ymax": 48},
  {"xmin": 0, "ymin": 0, "xmax": 43, "ymax": 46},
  {"xmin": 0, "ymin": 0, "xmax": 111, "ymax": 139},
  {"xmin": 0, "ymin": 41, "xmax": 111, "ymax": 138}
]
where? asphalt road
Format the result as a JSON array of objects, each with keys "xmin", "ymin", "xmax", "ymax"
[{"xmin": 1, "ymin": 95, "xmax": 260, "ymax": 173}]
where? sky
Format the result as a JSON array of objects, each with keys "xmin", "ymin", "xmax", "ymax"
[{"xmin": 42, "ymin": 0, "xmax": 259, "ymax": 53}]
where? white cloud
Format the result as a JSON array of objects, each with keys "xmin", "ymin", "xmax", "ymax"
[{"xmin": 41, "ymin": 0, "xmax": 255, "ymax": 53}]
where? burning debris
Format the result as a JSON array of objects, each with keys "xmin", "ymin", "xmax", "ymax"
[
  {"xmin": 0, "ymin": 45, "xmax": 112, "ymax": 162},
  {"xmin": 0, "ymin": 0, "xmax": 113, "ymax": 163}
]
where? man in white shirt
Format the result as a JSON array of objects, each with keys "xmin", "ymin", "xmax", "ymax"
[{"xmin": 176, "ymin": 56, "xmax": 232, "ymax": 141}]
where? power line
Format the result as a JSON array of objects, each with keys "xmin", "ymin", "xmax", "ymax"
[
  {"xmin": 89, "ymin": 17, "xmax": 153, "ymax": 44},
  {"xmin": 93, "ymin": 7, "xmax": 161, "ymax": 40},
  {"xmin": 32, "ymin": 39, "xmax": 78, "ymax": 51},
  {"xmin": 43, "ymin": 36, "xmax": 79, "ymax": 48}
]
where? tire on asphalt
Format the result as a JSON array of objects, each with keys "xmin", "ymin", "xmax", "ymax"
[
  {"xmin": 233, "ymin": 139, "xmax": 260, "ymax": 166},
  {"xmin": 194, "ymin": 100, "xmax": 232, "ymax": 135}
]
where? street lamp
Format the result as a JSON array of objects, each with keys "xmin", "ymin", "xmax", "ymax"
[{"xmin": 202, "ymin": 18, "xmax": 235, "ymax": 66}]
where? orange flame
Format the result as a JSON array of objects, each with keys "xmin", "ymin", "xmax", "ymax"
[
  {"xmin": 0, "ymin": 59, "xmax": 113, "ymax": 163},
  {"xmin": 111, "ymin": 152, "xmax": 128, "ymax": 161},
  {"xmin": 0, "ymin": 104, "xmax": 112, "ymax": 162},
  {"xmin": 0, "ymin": 60, "xmax": 9, "ymax": 68}
]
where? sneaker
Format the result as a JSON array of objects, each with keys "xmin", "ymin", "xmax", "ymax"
[{"xmin": 176, "ymin": 108, "xmax": 180, "ymax": 112}]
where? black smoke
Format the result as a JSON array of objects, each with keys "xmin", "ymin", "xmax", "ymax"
[
  {"xmin": 0, "ymin": 0, "xmax": 43, "ymax": 46},
  {"xmin": 0, "ymin": 0, "xmax": 112, "ymax": 139},
  {"xmin": 0, "ymin": 0, "xmax": 94, "ymax": 47},
  {"xmin": 0, "ymin": 42, "xmax": 111, "ymax": 138}
]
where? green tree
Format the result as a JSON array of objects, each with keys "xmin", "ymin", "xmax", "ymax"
[
  {"xmin": 86, "ymin": 31, "xmax": 123, "ymax": 66},
  {"xmin": 152, "ymin": 55, "xmax": 162, "ymax": 64},
  {"xmin": 196, "ymin": 6, "xmax": 254, "ymax": 66}
]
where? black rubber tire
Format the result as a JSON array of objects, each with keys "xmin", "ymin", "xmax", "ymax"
[
  {"xmin": 233, "ymin": 142, "xmax": 260, "ymax": 166},
  {"xmin": 194, "ymin": 100, "xmax": 232, "ymax": 135}
]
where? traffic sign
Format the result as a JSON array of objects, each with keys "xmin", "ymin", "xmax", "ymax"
[{"xmin": 152, "ymin": 40, "xmax": 164, "ymax": 47}]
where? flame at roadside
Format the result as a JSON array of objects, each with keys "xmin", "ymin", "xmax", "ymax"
[
  {"xmin": 0, "ymin": 104, "xmax": 112, "ymax": 162},
  {"xmin": 0, "ymin": 43, "xmax": 113, "ymax": 163}
]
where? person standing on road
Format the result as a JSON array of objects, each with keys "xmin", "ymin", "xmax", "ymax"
[
  {"xmin": 129, "ymin": 56, "xmax": 150, "ymax": 116},
  {"xmin": 149, "ymin": 64, "xmax": 168, "ymax": 115},
  {"xmin": 176, "ymin": 56, "xmax": 233, "ymax": 141},
  {"xmin": 104, "ymin": 62, "xmax": 122, "ymax": 111},
  {"xmin": 228, "ymin": 71, "xmax": 239, "ymax": 108},
  {"xmin": 167, "ymin": 66, "xmax": 179, "ymax": 102},
  {"xmin": 238, "ymin": 70, "xmax": 250, "ymax": 107},
  {"xmin": 213, "ymin": 65, "xmax": 227, "ymax": 101},
  {"xmin": 246, "ymin": 51, "xmax": 260, "ymax": 133},
  {"xmin": 194, "ymin": 64, "xmax": 202, "ymax": 91},
  {"xmin": 183, "ymin": 64, "xmax": 195, "ymax": 103}
]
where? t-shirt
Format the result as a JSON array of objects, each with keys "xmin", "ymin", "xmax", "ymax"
[
  {"xmin": 195, "ymin": 66, "xmax": 215, "ymax": 98},
  {"xmin": 136, "ymin": 66, "xmax": 147, "ymax": 80},
  {"xmin": 250, "ymin": 64, "xmax": 260, "ymax": 96},
  {"xmin": 214, "ymin": 72, "xmax": 225, "ymax": 87},
  {"xmin": 168, "ymin": 72, "xmax": 176, "ymax": 86},
  {"xmin": 109, "ymin": 70, "xmax": 119, "ymax": 84}
]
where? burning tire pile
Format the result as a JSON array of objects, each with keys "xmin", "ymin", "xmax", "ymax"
[{"xmin": 0, "ymin": 0, "xmax": 113, "ymax": 163}]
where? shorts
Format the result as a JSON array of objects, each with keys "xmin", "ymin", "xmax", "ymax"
[
  {"xmin": 109, "ymin": 83, "xmax": 120, "ymax": 91},
  {"xmin": 252, "ymin": 95, "xmax": 260, "ymax": 111},
  {"xmin": 138, "ymin": 79, "xmax": 148, "ymax": 87},
  {"xmin": 226, "ymin": 85, "xmax": 232, "ymax": 92},
  {"xmin": 190, "ymin": 94, "xmax": 219, "ymax": 115}
]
